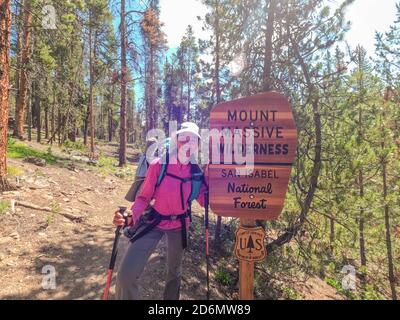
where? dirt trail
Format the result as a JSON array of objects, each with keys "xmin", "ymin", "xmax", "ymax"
[
  {"xmin": 0, "ymin": 140, "xmax": 228, "ymax": 300},
  {"xmin": 0, "ymin": 140, "xmax": 342, "ymax": 300}
]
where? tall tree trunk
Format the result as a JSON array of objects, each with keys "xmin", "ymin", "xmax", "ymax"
[
  {"xmin": 108, "ymin": 84, "xmax": 114, "ymax": 142},
  {"xmin": 108, "ymin": 106, "xmax": 113, "ymax": 142},
  {"xmin": 57, "ymin": 108, "xmax": 61, "ymax": 145},
  {"xmin": 13, "ymin": 0, "xmax": 32, "ymax": 139},
  {"xmin": 34, "ymin": 81, "xmax": 41, "ymax": 143},
  {"xmin": 358, "ymin": 168, "xmax": 367, "ymax": 295},
  {"xmin": 329, "ymin": 217, "xmax": 335, "ymax": 254},
  {"xmin": 262, "ymin": 0, "xmax": 276, "ymax": 92},
  {"xmin": 44, "ymin": 104, "xmax": 48, "ymax": 139},
  {"xmin": 357, "ymin": 87, "xmax": 367, "ymax": 296},
  {"xmin": 127, "ymin": 93, "xmax": 132, "ymax": 143},
  {"xmin": 147, "ymin": 44, "xmax": 156, "ymax": 131},
  {"xmin": 49, "ymin": 81, "xmax": 56, "ymax": 144},
  {"xmin": 214, "ymin": 0, "xmax": 223, "ymax": 242},
  {"xmin": 27, "ymin": 88, "xmax": 31, "ymax": 141},
  {"xmin": 88, "ymin": 16, "xmax": 95, "ymax": 153},
  {"xmin": 186, "ymin": 48, "xmax": 191, "ymax": 121},
  {"xmin": 381, "ymin": 154, "xmax": 397, "ymax": 300},
  {"xmin": 70, "ymin": 118, "xmax": 76, "ymax": 142},
  {"xmin": 83, "ymin": 103, "xmax": 89, "ymax": 146},
  {"xmin": 180, "ymin": 74, "xmax": 184, "ymax": 123},
  {"xmin": 382, "ymin": 92, "xmax": 397, "ymax": 300},
  {"xmin": 0, "ymin": 0, "xmax": 12, "ymax": 190},
  {"xmin": 119, "ymin": 0, "xmax": 127, "ymax": 166},
  {"xmin": 14, "ymin": 4, "xmax": 22, "ymax": 127}
]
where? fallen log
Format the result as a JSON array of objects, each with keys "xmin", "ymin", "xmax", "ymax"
[
  {"xmin": 77, "ymin": 198, "xmax": 94, "ymax": 207},
  {"xmin": 14, "ymin": 200, "xmax": 84, "ymax": 222}
]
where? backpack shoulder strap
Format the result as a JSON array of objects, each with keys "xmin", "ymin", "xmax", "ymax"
[
  {"xmin": 156, "ymin": 139, "xmax": 170, "ymax": 187},
  {"xmin": 188, "ymin": 163, "xmax": 204, "ymax": 203},
  {"xmin": 156, "ymin": 158, "xmax": 169, "ymax": 187}
]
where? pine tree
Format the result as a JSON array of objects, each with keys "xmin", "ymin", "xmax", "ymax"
[
  {"xmin": 119, "ymin": 0, "xmax": 127, "ymax": 166},
  {"xmin": 13, "ymin": 0, "xmax": 32, "ymax": 139},
  {"xmin": 141, "ymin": 1, "xmax": 166, "ymax": 133},
  {"xmin": 0, "ymin": 0, "xmax": 12, "ymax": 190}
]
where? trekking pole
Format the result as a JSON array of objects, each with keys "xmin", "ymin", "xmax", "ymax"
[
  {"xmin": 103, "ymin": 206, "xmax": 127, "ymax": 300},
  {"xmin": 205, "ymin": 191, "xmax": 210, "ymax": 300}
]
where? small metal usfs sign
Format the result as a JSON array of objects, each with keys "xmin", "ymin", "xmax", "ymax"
[{"xmin": 234, "ymin": 226, "xmax": 266, "ymax": 262}]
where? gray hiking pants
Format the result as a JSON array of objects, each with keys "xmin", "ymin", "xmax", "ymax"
[{"xmin": 115, "ymin": 227, "xmax": 185, "ymax": 300}]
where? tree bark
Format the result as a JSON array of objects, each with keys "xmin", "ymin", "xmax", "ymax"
[
  {"xmin": 0, "ymin": 0, "xmax": 12, "ymax": 190},
  {"xmin": 88, "ymin": 15, "xmax": 95, "ymax": 153},
  {"xmin": 329, "ymin": 217, "xmax": 335, "ymax": 254},
  {"xmin": 357, "ymin": 63, "xmax": 367, "ymax": 294},
  {"xmin": 186, "ymin": 46, "xmax": 191, "ymax": 121},
  {"xmin": 57, "ymin": 108, "xmax": 61, "ymax": 145},
  {"xmin": 34, "ymin": 81, "xmax": 41, "ymax": 143},
  {"xmin": 381, "ymin": 154, "xmax": 397, "ymax": 300},
  {"xmin": 14, "ymin": 4, "xmax": 22, "ymax": 128},
  {"xmin": 119, "ymin": 0, "xmax": 127, "ymax": 166},
  {"xmin": 108, "ymin": 84, "xmax": 114, "ymax": 142},
  {"xmin": 83, "ymin": 102, "xmax": 89, "ymax": 146},
  {"xmin": 13, "ymin": 0, "xmax": 32, "ymax": 139},
  {"xmin": 214, "ymin": 0, "xmax": 223, "ymax": 242},
  {"xmin": 358, "ymin": 168, "xmax": 367, "ymax": 294},
  {"xmin": 27, "ymin": 86, "xmax": 31, "ymax": 141},
  {"xmin": 382, "ymin": 92, "xmax": 397, "ymax": 300},
  {"xmin": 50, "ymin": 81, "xmax": 56, "ymax": 144},
  {"xmin": 89, "ymin": 13, "xmax": 96, "ymax": 153},
  {"xmin": 44, "ymin": 103, "xmax": 48, "ymax": 139}
]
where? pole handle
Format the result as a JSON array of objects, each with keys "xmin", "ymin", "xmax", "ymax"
[{"xmin": 118, "ymin": 206, "xmax": 128, "ymax": 233}]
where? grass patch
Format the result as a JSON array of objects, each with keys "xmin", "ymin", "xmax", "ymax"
[
  {"xmin": 98, "ymin": 154, "xmax": 118, "ymax": 168},
  {"xmin": 61, "ymin": 140, "xmax": 88, "ymax": 153},
  {"xmin": 7, "ymin": 137, "xmax": 58, "ymax": 164},
  {"xmin": 94, "ymin": 154, "xmax": 136, "ymax": 179},
  {"xmin": 45, "ymin": 203, "xmax": 61, "ymax": 226},
  {"xmin": 215, "ymin": 266, "xmax": 233, "ymax": 286},
  {"xmin": 45, "ymin": 212, "xmax": 56, "ymax": 226},
  {"xmin": 281, "ymin": 285, "xmax": 301, "ymax": 300},
  {"xmin": 325, "ymin": 277, "xmax": 356, "ymax": 299},
  {"xmin": 52, "ymin": 203, "xmax": 61, "ymax": 214},
  {"xmin": 0, "ymin": 200, "xmax": 10, "ymax": 215},
  {"xmin": 7, "ymin": 165, "xmax": 23, "ymax": 176}
]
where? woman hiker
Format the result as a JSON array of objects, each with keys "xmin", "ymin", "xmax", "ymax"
[{"xmin": 112, "ymin": 122, "xmax": 209, "ymax": 300}]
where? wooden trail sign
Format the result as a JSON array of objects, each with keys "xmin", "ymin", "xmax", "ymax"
[
  {"xmin": 208, "ymin": 92, "xmax": 298, "ymax": 300},
  {"xmin": 209, "ymin": 91, "xmax": 297, "ymax": 220}
]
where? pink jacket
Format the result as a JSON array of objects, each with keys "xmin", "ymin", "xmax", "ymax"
[{"xmin": 130, "ymin": 157, "xmax": 208, "ymax": 230}]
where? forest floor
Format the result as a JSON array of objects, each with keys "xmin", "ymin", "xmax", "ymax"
[{"xmin": 0, "ymin": 138, "xmax": 343, "ymax": 300}]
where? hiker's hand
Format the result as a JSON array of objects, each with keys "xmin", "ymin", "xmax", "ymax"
[{"xmin": 113, "ymin": 209, "xmax": 132, "ymax": 227}]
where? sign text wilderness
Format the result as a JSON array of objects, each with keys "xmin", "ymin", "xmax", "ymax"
[
  {"xmin": 209, "ymin": 92, "xmax": 297, "ymax": 220},
  {"xmin": 221, "ymin": 109, "xmax": 289, "ymax": 157}
]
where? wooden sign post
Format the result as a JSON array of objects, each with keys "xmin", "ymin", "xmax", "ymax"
[
  {"xmin": 238, "ymin": 218, "xmax": 256, "ymax": 300},
  {"xmin": 209, "ymin": 92, "xmax": 297, "ymax": 299}
]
